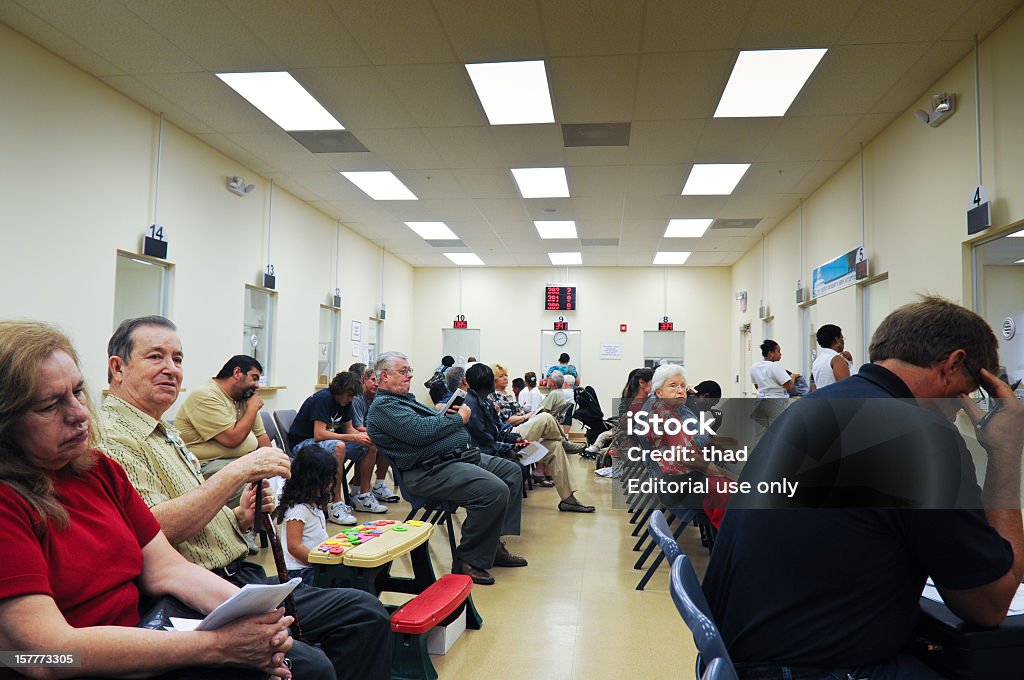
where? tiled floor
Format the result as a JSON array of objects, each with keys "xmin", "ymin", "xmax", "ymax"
[{"xmin": 257, "ymin": 454, "xmax": 705, "ymax": 680}]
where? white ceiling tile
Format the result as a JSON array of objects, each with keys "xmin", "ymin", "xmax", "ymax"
[
  {"xmin": 396, "ymin": 169, "xmax": 465, "ymax": 199},
  {"xmin": 223, "ymin": 0, "xmax": 371, "ymax": 68},
  {"xmin": 548, "ymin": 56, "xmax": 639, "ymax": 122},
  {"xmin": 871, "ymin": 42, "xmax": 971, "ymax": 114},
  {"xmin": 722, "ymin": 194, "xmax": 801, "ymax": 218},
  {"xmin": 758, "ymin": 115, "xmax": 862, "ymax": 162},
  {"xmin": 101, "ymin": 75, "xmax": 215, "ymax": 134},
  {"xmin": 353, "ymin": 129, "xmax": 445, "ymax": 169},
  {"xmin": 944, "ymin": 0, "xmax": 1023, "ymax": 40},
  {"xmin": 452, "ymin": 169, "xmax": 519, "ymax": 198},
  {"xmin": 136, "ymin": 72, "xmax": 280, "ymax": 133},
  {"xmin": 472, "ymin": 199, "xmax": 530, "ymax": 223},
  {"xmin": 840, "ymin": 0, "xmax": 971, "ymax": 44},
  {"xmin": 221, "ymin": 132, "xmax": 335, "ymax": 173},
  {"xmin": 634, "ymin": 51, "xmax": 735, "ymax": 120},
  {"xmin": 642, "ymin": 0, "xmax": 753, "ymax": 52},
  {"xmin": 539, "ymin": 0, "xmax": 644, "ymax": 56},
  {"xmin": 627, "ymin": 120, "xmax": 705, "ymax": 165},
  {"xmin": 377, "ymin": 63, "xmax": 486, "ymax": 127},
  {"xmin": 325, "ymin": 0, "xmax": 456, "ymax": 65},
  {"xmin": 693, "ymin": 118, "xmax": 783, "ymax": 164},
  {"xmin": 738, "ymin": 0, "xmax": 863, "ymax": 47},
  {"xmin": 624, "ymin": 166, "xmax": 688, "ymax": 197},
  {"xmin": 291, "ymin": 67, "xmax": 416, "ymax": 130},
  {"xmin": 422, "ymin": 127, "xmax": 503, "ymax": 169},
  {"xmin": 569, "ymin": 166, "xmax": 628, "ymax": 198},
  {"xmin": 489, "ymin": 124, "xmax": 566, "ymax": 167},
  {"xmin": 0, "ymin": 1, "xmax": 125, "ymax": 75},
  {"xmin": 738, "ymin": 162, "xmax": 818, "ymax": 194},
  {"xmin": 193, "ymin": 133, "xmax": 276, "ymax": 174},
  {"xmin": 432, "ymin": 0, "xmax": 545, "ymax": 62}
]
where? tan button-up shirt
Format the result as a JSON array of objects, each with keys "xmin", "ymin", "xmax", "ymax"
[{"xmin": 100, "ymin": 394, "xmax": 247, "ymax": 570}]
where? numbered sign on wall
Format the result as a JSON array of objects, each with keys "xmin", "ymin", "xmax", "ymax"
[
  {"xmin": 453, "ymin": 314, "xmax": 468, "ymax": 329},
  {"xmin": 143, "ymin": 224, "xmax": 168, "ymax": 259},
  {"xmin": 263, "ymin": 264, "xmax": 276, "ymax": 290}
]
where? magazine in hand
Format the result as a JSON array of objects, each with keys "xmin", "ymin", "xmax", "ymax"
[{"xmin": 169, "ymin": 578, "xmax": 302, "ymax": 632}]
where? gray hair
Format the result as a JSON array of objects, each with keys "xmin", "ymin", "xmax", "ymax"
[
  {"xmin": 445, "ymin": 365, "xmax": 466, "ymax": 393},
  {"xmin": 548, "ymin": 370, "xmax": 564, "ymax": 388},
  {"xmin": 651, "ymin": 363, "xmax": 686, "ymax": 394},
  {"xmin": 373, "ymin": 351, "xmax": 408, "ymax": 381},
  {"xmin": 563, "ymin": 374, "xmax": 576, "ymax": 388},
  {"xmin": 107, "ymin": 315, "xmax": 177, "ymax": 382}
]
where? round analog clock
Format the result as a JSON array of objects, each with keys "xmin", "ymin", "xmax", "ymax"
[{"xmin": 553, "ymin": 331, "xmax": 568, "ymax": 346}]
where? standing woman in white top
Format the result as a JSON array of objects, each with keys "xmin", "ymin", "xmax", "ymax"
[
  {"xmin": 811, "ymin": 324, "xmax": 855, "ymax": 390},
  {"xmin": 750, "ymin": 340, "xmax": 799, "ymax": 398}
]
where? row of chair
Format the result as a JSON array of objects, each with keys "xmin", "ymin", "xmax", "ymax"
[{"xmin": 649, "ymin": 510, "xmax": 738, "ymax": 680}]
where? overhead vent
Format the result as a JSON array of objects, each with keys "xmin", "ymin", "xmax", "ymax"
[
  {"xmin": 426, "ymin": 239, "xmax": 465, "ymax": 248},
  {"xmin": 562, "ymin": 122, "xmax": 631, "ymax": 147},
  {"xmin": 710, "ymin": 218, "xmax": 762, "ymax": 231},
  {"xmin": 288, "ymin": 130, "xmax": 369, "ymax": 153},
  {"xmin": 581, "ymin": 238, "xmax": 620, "ymax": 246}
]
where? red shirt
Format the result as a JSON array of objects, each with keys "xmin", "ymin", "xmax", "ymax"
[{"xmin": 0, "ymin": 453, "xmax": 161, "ymax": 629}]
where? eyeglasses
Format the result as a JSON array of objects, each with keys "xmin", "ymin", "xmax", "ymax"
[{"xmin": 390, "ymin": 367, "xmax": 414, "ymax": 376}]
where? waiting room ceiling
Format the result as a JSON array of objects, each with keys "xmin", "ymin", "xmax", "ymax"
[{"xmin": 3, "ymin": 0, "xmax": 1021, "ymax": 267}]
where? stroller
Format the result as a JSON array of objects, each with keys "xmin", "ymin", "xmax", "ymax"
[{"xmin": 572, "ymin": 385, "xmax": 615, "ymax": 456}]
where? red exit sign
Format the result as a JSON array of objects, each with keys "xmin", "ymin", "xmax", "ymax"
[{"xmin": 553, "ymin": 321, "xmax": 569, "ymax": 331}]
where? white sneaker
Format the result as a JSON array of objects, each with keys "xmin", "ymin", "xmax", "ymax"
[
  {"xmin": 595, "ymin": 466, "xmax": 614, "ymax": 477},
  {"xmin": 353, "ymin": 492, "xmax": 388, "ymax": 514},
  {"xmin": 329, "ymin": 502, "xmax": 357, "ymax": 525},
  {"xmin": 608, "ymin": 467, "xmax": 624, "ymax": 479},
  {"xmin": 372, "ymin": 479, "xmax": 400, "ymax": 503},
  {"xmin": 585, "ymin": 444, "xmax": 599, "ymax": 453}
]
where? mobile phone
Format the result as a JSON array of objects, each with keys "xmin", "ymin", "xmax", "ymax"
[{"xmin": 442, "ymin": 388, "xmax": 467, "ymax": 412}]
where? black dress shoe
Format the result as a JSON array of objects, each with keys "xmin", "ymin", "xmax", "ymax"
[
  {"xmin": 558, "ymin": 498, "xmax": 596, "ymax": 513},
  {"xmin": 493, "ymin": 541, "xmax": 528, "ymax": 567},
  {"xmin": 455, "ymin": 561, "xmax": 495, "ymax": 585}
]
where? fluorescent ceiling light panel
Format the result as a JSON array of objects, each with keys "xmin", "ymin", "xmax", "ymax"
[
  {"xmin": 511, "ymin": 167, "xmax": 569, "ymax": 198},
  {"xmin": 548, "ymin": 252, "xmax": 582, "ymax": 265},
  {"xmin": 340, "ymin": 171, "xmax": 418, "ymax": 200},
  {"xmin": 215, "ymin": 71, "xmax": 343, "ymax": 131},
  {"xmin": 1017, "ymin": 258, "xmax": 1024, "ymax": 264},
  {"xmin": 444, "ymin": 253, "xmax": 484, "ymax": 266},
  {"xmin": 534, "ymin": 220, "xmax": 577, "ymax": 239},
  {"xmin": 465, "ymin": 60, "xmax": 555, "ymax": 125},
  {"xmin": 665, "ymin": 218, "xmax": 713, "ymax": 238},
  {"xmin": 405, "ymin": 222, "xmax": 458, "ymax": 240},
  {"xmin": 681, "ymin": 164, "xmax": 750, "ymax": 195},
  {"xmin": 714, "ymin": 48, "xmax": 827, "ymax": 117},
  {"xmin": 654, "ymin": 251, "xmax": 691, "ymax": 265},
  {"xmin": 1009, "ymin": 230, "xmax": 1024, "ymax": 237}
]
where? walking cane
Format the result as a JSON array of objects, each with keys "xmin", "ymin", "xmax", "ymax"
[{"xmin": 256, "ymin": 480, "xmax": 304, "ymax": 642}]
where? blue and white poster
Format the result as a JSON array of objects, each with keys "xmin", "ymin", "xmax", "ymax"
[{"xmin": 811, "ymin": 245, "xmax": 867, "ymax": 299}]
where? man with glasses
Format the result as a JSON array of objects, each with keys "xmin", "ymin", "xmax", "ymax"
[
  {"xmin": 367, "ymin": 352, "xmax": 526, "ymax": 585},
  {"xmin": 703, "ymin": 297, "xmax": 1024, "ymax": 680}
]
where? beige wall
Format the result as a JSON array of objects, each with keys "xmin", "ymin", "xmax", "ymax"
[
  {"xmin": 730, "ymin": 7, "xmax": 1024, "ymax": 393},
  {"xmin": 410, "ymin": 266, "xmax": 733, "ymax": 412},
  {"xmin": 0, "ymin": 24, "xmax": 414, "ymax": 418}
]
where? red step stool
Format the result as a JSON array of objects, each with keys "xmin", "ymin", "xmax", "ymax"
[{"xmin": 390, "ymin": 574, "xmax": 476, "ymax": 680}]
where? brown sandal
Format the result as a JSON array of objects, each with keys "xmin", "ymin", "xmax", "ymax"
[{"xmin": 558, "ymin": 498, "xmax": 596, "ymax": 513}]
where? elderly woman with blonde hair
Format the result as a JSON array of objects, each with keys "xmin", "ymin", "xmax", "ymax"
[{"xmin": 0, "ymin": 321, "xmax": 298, "ymax": 679}]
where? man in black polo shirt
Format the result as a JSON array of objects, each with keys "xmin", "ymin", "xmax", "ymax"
[{"xmin": 703, "ymin": 297, "xmax": 1024, "ymax": 679}]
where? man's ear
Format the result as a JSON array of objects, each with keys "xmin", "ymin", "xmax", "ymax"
[
  {"xmin": 233, "ymin": 366, "xmax": 244, "ymax": 381},
  {"xmin": 940, "ymin": 349, "xmax": 968, "ymax": 383},
  {"xmin": 108, "ymin": 356, "xmax": 125, "ymax": 385}
]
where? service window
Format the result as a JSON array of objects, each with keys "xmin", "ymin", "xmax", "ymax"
[
  {"xmin": 243, "ymin": 285, "xmax": 275, "ymax": 384},
  {"xmin": 113, "ymin": 251, "xmax": 170, "ymax": 327}
]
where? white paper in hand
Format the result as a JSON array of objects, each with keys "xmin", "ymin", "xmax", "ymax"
[
  {"xmin": 195, "ymin": 577, "xmax": 301, "ymax": 631},
  {"xmin": 517, "ymin": 441, "xmax": 549, "ymax": 466}
]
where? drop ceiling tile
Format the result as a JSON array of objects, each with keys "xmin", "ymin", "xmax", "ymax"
[
  {"xmin": 489, "ymin": 124, "xmax": 566, "ymax": 167},
  {"xmin": 571, "ymin": 196, "xmax": 628, "ymax": 221},
  {"xmin": 396, "ymin": 169, "xmax": 465, "ymax": 199},
  {"xmin": 943, "ymin": 0, "xmax": 1023, "ymax": 39},
  {"xmin": 452, "ymin": 169, "xmax": 519, "ymax": 198},
  {"xmin": 548, "ymin": 55, "xmax": 639, "ymax": 121},
  {"xmin": 222, "ymin": 131, "xmax": 336, "ymax": 173},
  {"xmin": 758, "ymin": 115, "xmax": 862, "ymax": 162},
  {"xmin": 840, "ymin": 0, "xmax": 971, "ymax": 44},
  {"xmin": 422, "ymin": 127, "xmax": 502, "ymax": 169},
  {"xmin": 738, "ymin": 0, "xmax": 862, "ymax": 47},
  {"xmin": 788, "ymin": 43, "xmax": 933, "ymax": 117},
  {"xmin": 792, "ymin": 160, "xmax": 846, "ymax": 194},
  {"xmin": 433, "ymin": 0, "xmax": 545, "ymax": 62},
  {"xmin": 326, "ymin": 0, "xmax": 456, "ymax": 65},
  {"xmin": 377, "ymin": 63, "xmax": 486, "ymax": 127},
  {"xmin": 627, "ymin": 120, "xmax": 705, "ymax": 165},
  {"xmin": 642, "ymin": 0, "xmax": 753, "ymax": 52},
  {"xmin": 624, "ymin": 195, "xmax": 725, "ymax": 220},
  {"xmin": 136, "ymin": 72, "xmax": 281, "ymax": 133},
  {"xmin": 472, "ymin": 199, "xmax": 530, "ymax": 223},
  {"xmin": 871, "ymin": 41, "xmax": 971, "ymax": 114},
  {"xmin": 352, "ymin": 128, "xmax": 445, "ymax": 169},
  {"xmin": 569, "ymin": 166, "xmax": 629, "ymax": 197},
  {"xmin": 101, "ymin": 75, "xmax": 215, "ymax": 134},
  {"xmin": 265, "ymin": 173, "xmax": 324, "ymax": 202},
  {"xmin": 0, "ymin": 2, "xmax": 125, "ymax": 75},
  {"xmin": 266, "ymin": 171, "xmax": 358, "ymax": 202},
  {"xmin": 386, "ymin": 198, "xmax": 481, "ymax": 221},
  {"xmin": 522, "ymin": 197, "xmax": 575, "ymax": 219},
  {"xmin": 13, "ymin": 0, "xmax": 201, "ymax": 73},
  {"xmin": 825, "ymin": 113, "xmax": 894, "ymax": 160},
  {"xmin": 539, "ymin": 0, "xmax": 644, "ymax": 56},
  {"xmin": 625, "ymin": 165, "xmax": 689, "ymax": 197},
  {"xmin": 738, "ymin": 162, "xmax": 818, "ymax": 194},
  {"xmin": 222, "ymin": 0, "xmax": 370, "ymax": 68},
  {"xmin": 292, "ymin": 67, "xmax": 416, "ymax": 130},
  {"xmin": 193, "ymin": 132, "xmax": 276, "ymax": 175},
  {"xmin": 634, "ymin": 51, "xmax": 735, "ymax": 120},
  {"xmin": 693, "ymin": 118, "xmax": 782, "ymax": 164},
  {"xmin": 722, "ymin": 193, "xmax": 800, "ymax": 218}
]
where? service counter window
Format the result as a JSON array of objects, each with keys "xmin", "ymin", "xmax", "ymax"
[
  {"xmin": 113, "ymin": 251, "xmax": 170, "ymax": 327},
  {"xmin": 243, "ymin": 285, "xmax": 275, "ymax": 385},
  {"xmin": 318, "ymin": 305, "xmax": 339, "ymax": 386}
]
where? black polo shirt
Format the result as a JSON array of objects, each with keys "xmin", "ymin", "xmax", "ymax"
[{"xmin": 702, "ymin": 363, "xmax": 1013, "ymax": 668}]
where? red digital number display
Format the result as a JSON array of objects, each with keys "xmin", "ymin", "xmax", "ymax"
[
  {"xmin": 544, "ymin": 286, "xmax": 576, "ymax": 311},
  {"xmin": 453, "ymin": 319, "xmax": 468, "ymax": 329},
  {"xmin": 658, "ymin": 321, "xmax": 674, "ymax": 331},
  {"xmin": 553, "ymin": 321, "xmax": 569, "ymax": 331}
]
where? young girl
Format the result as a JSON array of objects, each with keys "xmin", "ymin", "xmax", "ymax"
[{"xmin": 277, "ymin": 444, "xmax": 338, "ymax": 584}]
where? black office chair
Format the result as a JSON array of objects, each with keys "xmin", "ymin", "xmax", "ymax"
[
  {"xmin": 670, "ymin": 555, "xmax": 738, "ymax": 680},
  {"xmin": 260, "ymin": 411, "xmax": 285, "ymax": 450},
  {"xmin": 272, "ymin": 409, "xmax": 296, "ymax": 454}
]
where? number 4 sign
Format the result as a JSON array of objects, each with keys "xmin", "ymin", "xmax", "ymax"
[{"xmin": 966, "ymin": 185, "xmax": 992, "ymax": 235}]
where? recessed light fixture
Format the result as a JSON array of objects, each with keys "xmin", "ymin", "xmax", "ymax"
[
  {"xmin": 681, "ymin": 164, "xmax": 750, "ymax": 195},
  {"xmin": 664, "ymin": 218, "xmax": 713, "ymax": 238},
  {"xmin": 215, "ymin": 71, "xmax": 344, "ymax": 131},
  {"xmin": 654, "ymin": 251, "xmax": 691, "ymax": 265},
  {"xmin": 465, "ymin": 60, "xmax": 555, "ymax": 125},
  {"xmin": 714, "ymin": 48, "xmax": 827, "ymax": 117},
  {"xmin": 405, "ymin": 222, "xmax": 458, "ymax": 240},
  {"xmin": 548, "ymin": 252, "xmax": 582, "ymax": 266},
  {"xmin": 1009, "ymin": 230, "xmax": 1024, "ymax": 237},
  {"xmin": 511, "ymin": 167, "xmax": 570, "ymax": 198},
  {"xmin": 444, "ymin": 253, "xmax": 484, "ymax": 266},
  {"xmin": 534, "ymin": 221, "xmax": 577, "ymax": 239},
  {"xmin": 340, "ymin": 171, "xmax": 418, "ymax": 200}
]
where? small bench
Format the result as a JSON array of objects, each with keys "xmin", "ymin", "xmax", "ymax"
[{"xmin": 391, "ymin": 574, "xmax": 475, "ymax": 680}]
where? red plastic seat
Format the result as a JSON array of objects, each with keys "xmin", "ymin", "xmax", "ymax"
[{"xmin": 391, "ymin": 574, "xmax": 473, "ymax": 635}]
